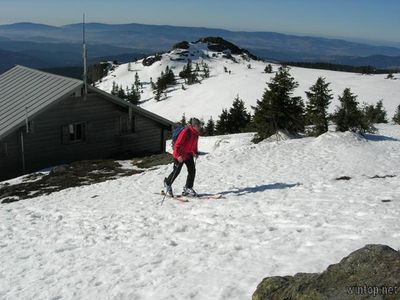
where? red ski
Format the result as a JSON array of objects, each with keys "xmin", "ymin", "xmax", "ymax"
[
  {"xmin": 157, "ymin": 191, "xmax": 224, "ymax": 202},
  {"xmin": 158, "ymin": 191, "xmax": 190, "ymax": 202}
]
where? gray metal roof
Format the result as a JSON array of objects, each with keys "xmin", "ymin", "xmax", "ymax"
[
  {"xmin": 88, "ymin": 85, "xmax": 176, "ymax": 128},
  {"xmin": 0, "ymin": 65, "xmax": 82, "ymax": 139},
  {"xmin": 0, "ymin": 65, "xmax": 175, "ymax": 139}
]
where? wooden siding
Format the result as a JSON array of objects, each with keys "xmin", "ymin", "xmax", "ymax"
[{"xmin": 0, "ymin": 92, "xmax": 168, "ymax": 180}]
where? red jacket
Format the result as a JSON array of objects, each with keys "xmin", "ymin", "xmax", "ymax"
[{"xmin": 173, "ymin": 126, "xmax": 199, "ymax": 161}]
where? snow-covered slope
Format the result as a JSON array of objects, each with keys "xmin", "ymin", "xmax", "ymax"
[
  {"xmin": 96, "ymin": 40, "xmax": 400, "ymax": 123},
  {"xmin": 1, "ymin": 124, "xmax": 400, "ymax": 300}
]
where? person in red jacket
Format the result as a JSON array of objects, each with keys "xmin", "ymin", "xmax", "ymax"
[{"xmin": 164, "ymin": 118, "xmax": 201, "ymax": 197}]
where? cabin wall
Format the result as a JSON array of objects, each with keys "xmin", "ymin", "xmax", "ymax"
[{"xmin": 0, "ymin": 92, "xmax": 169, "ymax": 180}]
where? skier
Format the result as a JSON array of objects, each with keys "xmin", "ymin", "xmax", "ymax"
[{"xmin": 164, "ymin": 118, "xmax": 201, "ymax": 197}]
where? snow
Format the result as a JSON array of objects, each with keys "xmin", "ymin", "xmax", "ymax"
[
  {"xmin": 96, "ymin": 42, "xmax": 400, "ymax": 123},
  {"xmin": 1, "ymin": 124, "xmax": 400, "ymax": 300}
]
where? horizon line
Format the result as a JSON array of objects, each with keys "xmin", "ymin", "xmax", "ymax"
[{"xmin": 0, "ymin": 20, "xmax": 399, "ymax": 48}]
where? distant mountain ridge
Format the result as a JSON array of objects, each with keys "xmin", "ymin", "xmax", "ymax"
[{"xmin": 0, "ymin": 22, "xmax": 400, "ymax": 71}]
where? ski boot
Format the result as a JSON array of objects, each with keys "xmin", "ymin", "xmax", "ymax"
[
  {"xmin": 164, "ymin": 178, "xmax": 174, "ymax": 197},
  {"xmin": 182, "ymin": 186, "xmax": 198, "ymax": 197}
]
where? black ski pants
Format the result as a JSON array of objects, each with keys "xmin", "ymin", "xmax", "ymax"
[{"xmin": 166, "ymin": 156, "xmax": 196, "ymax": 188}]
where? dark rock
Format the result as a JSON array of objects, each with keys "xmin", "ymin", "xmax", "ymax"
[
  {"xmin": 172, "ymin": 41, "xmax": 190, "ymax": 50},
  {"xmin": 336, "ymin": 176, "xmax": 351, "ymax": 181},
  {"xmin": 195, "ymin": 36, "xmax": 258, "ymax": 60},
  {"xmin": 253, "ymin": 244, "xmax": 400, "ymax": 300},
  {"xmin": 371, "ymin": 175, "xmax": 396, "ymax": 179},
  {"xmin": 142, "ymin": 54, "xmax": 162, "ymax": 66},
  {"xmin": 50, "ymin": 165, "xmax": 68, "ymax": 175}
]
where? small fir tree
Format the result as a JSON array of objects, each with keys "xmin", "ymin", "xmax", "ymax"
[
  {"xmin": 362, "ymin": 100, "xmax": 388, "ymax": 124},
  {"xmin": 264, "ymin": 64, "xmax": 273, "ymax": 73},
  {"xmin": 216, "ymin": 109, "xmax": 229, "ymax": 135},
  {"xmin": 154, "ymin": 87, "xmax": 162, "ymax": 101},
  {"xmin": 252, "ymin": 66, "xmax": 305, "ymax": 141},
  {"xmin": 333, "ymin": 88, "xmax": 372, "ymax": 133},
  {"xmin": 111, "ymin": 81, "xmax": 118, "ymax": 96},
  {"xmin": 117, "ymin": 86, "xmax": 126, "ymax": 99},
  {"xmin": 205, "ymin": 117, "xmax": 215, "ymax": 136},
  {"xmin": 386, "ymin": 73, "xmax": 394, "ymax": 79},
  {"xmin": 180, "ymin": 114, "xmax": 187, "ymax": 126},
  {"xmin": 134, "ymin": 72, "xmax": 141, "ymax": 92},
  {"xmin": 227, "ymin": 95, "xmax": 251, "ymax": 133},
  {"xmin": 126, "ymin": 84, "xmax": 140, "ymax": 104},
  {"xmin": 202, "ymin": 63, "xmax": 210, "ymax": 78},
  {"xmin": 305, "ymin": 77, "xmax": 333, "ymax": 136}
]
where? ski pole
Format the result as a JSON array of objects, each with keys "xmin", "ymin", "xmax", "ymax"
[{"xmin": 159, "ymin": 161, "xmax": 181, "ymax": 206}]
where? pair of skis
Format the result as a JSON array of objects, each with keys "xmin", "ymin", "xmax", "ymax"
[{"xmin": 158, "ymin": 190, "xmax": 223, "ymax": 203}]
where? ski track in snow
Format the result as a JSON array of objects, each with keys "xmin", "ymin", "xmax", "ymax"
[{"xmin": 1, "ymin": 125, "xmax": 400, "ymax": 300}]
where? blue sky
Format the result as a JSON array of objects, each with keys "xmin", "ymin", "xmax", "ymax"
[{"xmin": 1, "ymin": 0, "xmax": 399, "ymax": 44}]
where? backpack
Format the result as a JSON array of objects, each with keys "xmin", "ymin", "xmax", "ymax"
[{"xmin": 171, "ymin": 126, "xmax": 191, "ymax": 148}]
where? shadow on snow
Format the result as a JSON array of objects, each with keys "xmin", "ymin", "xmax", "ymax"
[
  {"xmin": 364, "ymin": 133, "xmax": 399, "ymax": 142},
  {"xmin": 202, "ymin": 182, "xmax": 300, "ymax": 197}
]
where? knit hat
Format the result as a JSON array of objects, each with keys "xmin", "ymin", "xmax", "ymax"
[{"xmin": 190, "ymin": 118, "xmax": 201, "ymax": 126}]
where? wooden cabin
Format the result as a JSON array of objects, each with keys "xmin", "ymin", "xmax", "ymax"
[{"xmin": 0, "ymin": 65, "xmax": 175, "ymax": 180}]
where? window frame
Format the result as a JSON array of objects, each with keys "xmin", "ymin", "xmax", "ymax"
[{"xmin": 62, "ymin": 122, "xmax": 87, "ymax": 144}]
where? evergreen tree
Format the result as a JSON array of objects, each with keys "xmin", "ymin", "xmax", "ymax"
[
  {"xmin": 111, "ymin": 81, "xmax": 118, "ymax": 96},
  {"xmin": 154, "ymin": 88, "xmax": 162, "ymax": 101},
  {"xmin": 179, "ymin": 61, "xmax": 197, "ymax": 84},
  {"xmin": 126, "ymin": 84, "xmax": 140, "ymax": 104},
  {"xmin": 264, "ymin": 64, "xmax": 273, "ymax": 73},
  {"xmin": 216, "ymin": 109, "xmax": 229, "ymax": 135},
  {"xmin": 165, "ymin": 66, "xmax": 176, "ymax": 85},
  {"xmin": 242, "ymin": 116, "xmax": 257, "ymax": 133},
  {"xmin": 202, "ymin": 64, "xmax": 210, "ymax": 78},
  {"xmin": 156, "ymin": 75, "xmax": 167, "ymax": 92},
  {"xmin": 180, "ymin": 64, "xmax": 187, "ymax": 79},
  {"xmin": 363, "ymin": 100, "xmax": 388, "ymax": 124},
  {"xmin": 305, "ymin": 77, "xmax": 333, "ymax": 136},
  {"xmin": 134, "ymin": 72, "xmax": 141, "ymax": 92},
  {"xmin": 247, "ymin": 64, "xmax": 252, "ymax": 69},
  {"xmin": 117, "ymin": 86, "xmax": 126, "ymax": 99},
  {"xmin": 393, "ymin": 105, "xmax": 400, "ymax": 124},
  {"xmin": 205, "ymin": 117, "xmax": 215, "ymax": 136},
  {"xmin": 150, "ymin": 77, "xmax": 156, "ymax": 90},
  {"xmin": 333, "ymin": 88, "xmax": 372, "ymax": 132},
  {"xmin": 224, "ymin": 66, "xmax": 228, "ymax": 73},
  {"xmin": 153, "ymin": 66, "xmax": 177, "ymax": 98},
  {"xmin": 252, "ymin": 66, "xmax": 305, "ymax": 141},
  {"xmin": 180, "ymin": 113, "xmax": 187, "ymax": 126},
  {"xmin": 386, "ymin": 73, "xmax": 394, "ymax": 79},
  {"xmin": 227, "ymin": 95, "xmax": 251, "ymax": 133}
]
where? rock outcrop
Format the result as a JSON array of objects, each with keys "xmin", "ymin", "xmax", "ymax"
[{"xmin": 253, "ymin": 244, "xmax": 400, "ymax": 300}]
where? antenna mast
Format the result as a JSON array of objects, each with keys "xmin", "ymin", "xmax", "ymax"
[{"xmin": 83, "ymin": 13, "xmax": 88, "ymax": 97}]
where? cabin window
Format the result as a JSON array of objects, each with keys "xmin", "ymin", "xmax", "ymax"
[
  {"xmin": 62, "ymin": 122, "xmax": 86, "ymax": 144},
  {"xmin": 120, "ymin": 115, "xmax": 136, "ymax": 135},
  {"xmin": 0, "ymin": 143, "xmax": 7, "ymax": 157}
]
